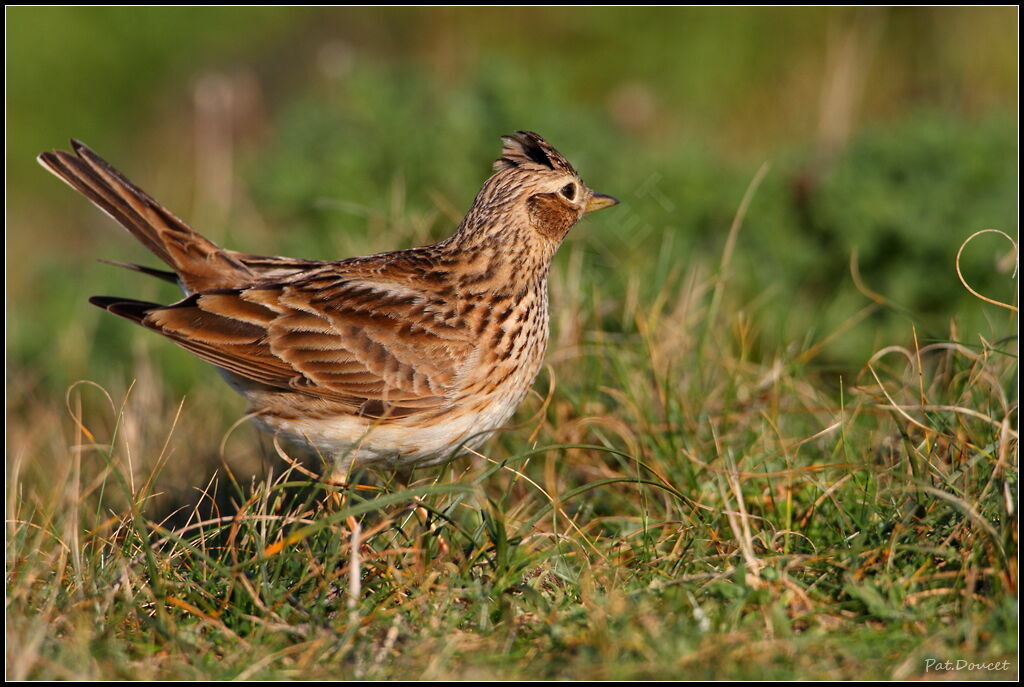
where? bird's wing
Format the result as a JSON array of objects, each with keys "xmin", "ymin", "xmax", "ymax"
[{"xmin": 93, "ymin": 270, "xmax": 476, "ymax": 418}]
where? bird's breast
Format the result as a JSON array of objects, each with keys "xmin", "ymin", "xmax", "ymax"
[{"xmin": 455, "ymin": 285, "xmax": 550, "ymax": 401}]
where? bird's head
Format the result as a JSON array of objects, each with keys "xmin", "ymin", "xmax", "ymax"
[
  {"xmin": 455, "ymin": 131, "xmax": 618, "ymax": 251},
  {"xmin": 490, "ymin": 131, "xmax": 618, "ymax": 243}
]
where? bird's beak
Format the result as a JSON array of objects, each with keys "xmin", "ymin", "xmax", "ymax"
[{"xmin": 584, "ymin": 192, "xmax": 619, "ymax": 214}]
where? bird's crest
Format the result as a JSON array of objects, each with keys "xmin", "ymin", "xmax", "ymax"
[{"xmin": 494, "ymin": 130, "xmax": 577, "ymax": 175}]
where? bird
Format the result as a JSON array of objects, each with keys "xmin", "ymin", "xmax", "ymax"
[{"xmin": 37, "ymin": 131, "xmax": 618, "ymax": 480}]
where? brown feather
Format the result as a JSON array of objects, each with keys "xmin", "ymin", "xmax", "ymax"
[
  {"xmin": 45, "ymin": 131, "xmax": 616, "ymax": 469},
  {"xmin": 527, "ymin": 192, "xmax": 581, "ymax": 241}
]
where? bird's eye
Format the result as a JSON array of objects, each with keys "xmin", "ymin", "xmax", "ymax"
[{"xmin": 560, "ymin": 183, "xmax": 576, "ymax": 200}]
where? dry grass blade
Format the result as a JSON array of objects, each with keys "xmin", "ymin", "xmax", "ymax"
[{"xmin": 956, "ymin": 229, "xmax": 1018, "ymax": 312}]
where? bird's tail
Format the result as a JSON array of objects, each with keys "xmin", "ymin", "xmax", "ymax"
[{"xmin": 37, "ymin": 140, "xmax": 254, "ymax": 292}]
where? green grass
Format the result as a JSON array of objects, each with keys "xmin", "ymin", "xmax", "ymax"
[
  {"xmin": 7, "ymin": 207, "xmax": 1017, "ymax": 679},
  {"xmin": 6, "ymin": 6, "xmax": 1018, "ymax": 681}
]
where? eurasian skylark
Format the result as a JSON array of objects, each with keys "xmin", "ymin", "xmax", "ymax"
[{"xmin": 38, "ymin": 132, "xmax": 617, "ymax": 476}]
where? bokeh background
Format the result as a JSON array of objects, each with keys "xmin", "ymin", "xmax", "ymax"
[{"xmin": 7, "ymin": 6, "xmax": 1018, "ymax": 473}]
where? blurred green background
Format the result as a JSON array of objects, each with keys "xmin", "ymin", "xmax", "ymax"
[{"xmin": 6, "ymin": 6, "xmax": 1018, "ymax": 397}]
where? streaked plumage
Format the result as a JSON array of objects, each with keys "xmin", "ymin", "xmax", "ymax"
[{"xmin": 38, "ymin": 132, "xmax": 617, "ymax": 477}]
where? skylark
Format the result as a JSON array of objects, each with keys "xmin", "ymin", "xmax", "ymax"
[{"xmin": 38, "ymin": 132, "xmax": 617, "ymax": 476}]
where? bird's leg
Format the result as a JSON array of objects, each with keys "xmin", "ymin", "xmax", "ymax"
[
  {"xmin": 393, "ymin": 466, "xmax": 450, "ymax": 560},
  {"xmin": 393, "ymin": 466, "xmax": 414, "ymax": 490}
]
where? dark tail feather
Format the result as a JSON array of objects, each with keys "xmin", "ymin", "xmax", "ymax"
[
  {"xmin": 98, "ymin": 259, "xmax": 179, "ymax": 285},
  {"xmin": 89, "ymin": 296, "xmax": 159, "ymax": 324}
]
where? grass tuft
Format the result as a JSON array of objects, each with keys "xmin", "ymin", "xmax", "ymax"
[{"xmin": 7, "ymin": 226, "xmax": 1016, "ymax": 679}]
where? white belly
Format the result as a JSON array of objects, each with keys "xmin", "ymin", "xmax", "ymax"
[{"xmin": 254, "ymin": 387, "xmax": 528, "ymax": 476}]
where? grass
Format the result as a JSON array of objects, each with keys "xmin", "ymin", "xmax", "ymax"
[
  {"xmin": 7, "ymin": 212, "xmax": 1017, "ymax": 679},
  {"xmin": 5, "ymin": 6, "xmax": 1018, "ymax": 680}
]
